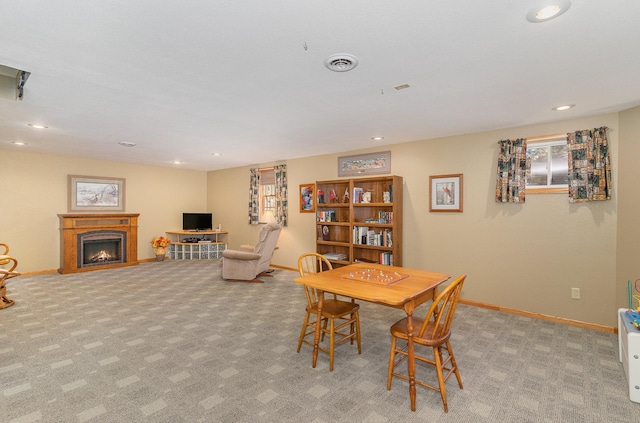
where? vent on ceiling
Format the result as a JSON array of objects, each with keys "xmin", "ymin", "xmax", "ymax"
[
  {"xmin": 0, "ymin": 64, "xmax": 30, "ymax": 101},
  {"xmin": 324, "ymin": 54, "xmax": 359, "ymax": 72}
]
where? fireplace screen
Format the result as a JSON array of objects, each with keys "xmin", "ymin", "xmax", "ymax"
[{"xmin": 78, "ymin": 231, "xmax": 126, "ymax": 268}]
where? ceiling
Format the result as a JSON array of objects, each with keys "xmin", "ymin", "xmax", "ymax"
[{"xmin": 1, "ymin": 1, "xmax": 639, "ymax": 171}]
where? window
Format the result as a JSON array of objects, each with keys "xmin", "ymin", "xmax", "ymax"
[
  {"xmin": 526, "ymin": 135, "xmax": 569, "ymax": 193},
  {"xmin": 259, "ymin": 168, "xmax": 276, "ymax": 221}
]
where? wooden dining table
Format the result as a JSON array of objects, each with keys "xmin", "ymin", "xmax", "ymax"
[{"xmin": 294, "ymin": 262, "xmax": 450, "ymax": 411}]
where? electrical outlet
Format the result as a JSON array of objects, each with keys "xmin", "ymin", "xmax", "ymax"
[{"xmin": 571, "ymin": 287, "xmax": 581, "ymax": 299}]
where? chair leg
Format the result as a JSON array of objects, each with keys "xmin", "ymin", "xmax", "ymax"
[
  {"xmin": 321, "ymin": 317, "xmax": 328, "ymax": 342},
  {"xmin": 329, "ymin": 318, "xmax": 335, "ymax": 371},
  {"xmin": 349, "ymin": 313, "xmax": 355, "ymax": 345},
  {"xmin": 447, "ymin": 341, "xmax": 464, "ymax": 389},
  {"xmin": 354, "ymin": 311, "xmax": 362, "ymax": 354},
  {"xmin": 297, "ymin": 312, "xmax": 311, "ymax": 352},
  {"xmin": 0, "ymin": 284, "xmax": 14, "ymax": 309},
  {"xmin": 387, "ymin": 336, "xmax": 397, "ymax": 390},
  {"xmin": 433, "ymin": 346, "xmax": 449, "ymax": 413}
]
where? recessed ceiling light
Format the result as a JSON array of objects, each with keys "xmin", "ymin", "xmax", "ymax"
[
  {"xmin": 118, "ymin": 141, "xmax": 137, "ymax": 147},
  {"xmin": 212, "ymin": 153, "xmax": 222, "ymax": 156},
  {"xmin": 552, "ymin": 104, "xmax": 575, "ymax": 111},
  {"xmin": 371, "ymin": 137, "xmax": 384, "ymax": 141},
  {"xmin": 11, "ymin": 141, "xmax": 28, "ymax": 146},
  {"xmin": 526, "ymin": 0, "xmax": 571, "ymax": 23},
  {"xmin": 173, "ymin": 160, "xmax": 181, "ymax": 165},
  {"xmin": 28, "ymin": 123, "xmax": 48, "ymax": 129}
]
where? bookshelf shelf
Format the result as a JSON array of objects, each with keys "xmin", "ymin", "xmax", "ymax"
[{"xmin": 315, "ymin": 175, "xmax": 402, "ymax": 267}]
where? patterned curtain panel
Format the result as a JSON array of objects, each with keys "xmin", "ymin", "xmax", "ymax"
[
  {"xmin": 274, "ymin": 164, "xmax": 288, "ymax": 227},
  {"xmin": 567, "ymin": 127, "xmax": 612, "ymax": 202},
  {"xmin": 248, "ymin": 168, "xmax": 260, "ymax": 225},
  {"xmin": 495, "ymin": 138, "xmax": 527, "ymax": 203}
]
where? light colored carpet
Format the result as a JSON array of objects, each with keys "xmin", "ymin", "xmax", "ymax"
[{"xmin": 0, "ymin": 260, "xmax": 637, "ymax": 422}]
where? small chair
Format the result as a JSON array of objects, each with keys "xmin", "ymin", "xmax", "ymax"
[
  {"xmin": 221, "ymin": 222, "xmax": 281, "ymax": 282},
  {"xmin": 387, "ymin": 274, "xmax": 466, "ymax": 412},
  {"xmin": 296, "ymin": 253, "xmax": 361, "ymax": 371},
  {"xmin": 0, "ymin": 247, "xmax": 19, "ymax": 309}
]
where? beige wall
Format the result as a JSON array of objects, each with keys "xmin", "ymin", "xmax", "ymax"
[
  {"xmin": 617, "ymin": 105, "xmax": 640, "ymax": 309},
  {"xmin": 208, "ymin": 112, "xmax": 623, "ymax": 327},
  {"xmin": 4, "ymin": 108, "xmax": 635, "ymax": 328},
  {"xmin": 1, "ymin": 151, "xmax": 207, "ymax": 271}
]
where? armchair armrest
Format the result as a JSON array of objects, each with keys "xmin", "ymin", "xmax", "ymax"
[
  {"xmin": 239, "ymin": 244, "xmax": 255, "ymax": 252},
  {"xmin": 222, "ymin": 250, "xmax": 261, "ymax": 261}
]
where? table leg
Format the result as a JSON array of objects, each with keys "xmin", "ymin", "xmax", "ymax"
[
  {"xmin": 312, "ymin": 290, "xmax": 324, "ymax": 368},
  {"xmin": 405, "ymin": 303, "xmax": 417, "ymax": 411}
]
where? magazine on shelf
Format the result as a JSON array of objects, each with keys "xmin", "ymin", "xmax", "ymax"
[{"xmin": 323, "ymin": 252, "xmax": 348, "ymax": 261}]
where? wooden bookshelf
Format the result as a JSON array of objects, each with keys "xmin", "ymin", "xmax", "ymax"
[{"xmin": 315, "ymin": 175, "xmax": 402, "ymax": 267}]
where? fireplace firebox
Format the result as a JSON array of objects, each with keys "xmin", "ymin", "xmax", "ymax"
[
  {"xmin": 78, "ymin": 231, "xmax": 126, "ymax": 268},
  {"xmin": 58, "ymin": 214, "xmax": 139, "ymax": 274}
]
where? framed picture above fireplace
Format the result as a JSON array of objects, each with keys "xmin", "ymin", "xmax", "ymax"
[{"xmin": 68, "ymin": 175, "xmax": 126, "ymax": 212}]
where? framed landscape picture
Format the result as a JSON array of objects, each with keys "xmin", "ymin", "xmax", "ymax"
[
  {"xmin": 429, "ymin": 174, "xmax": 463, "ymax": 212},
  {"xmin": 300, "ymin": 183, "xmax": 315, "ymax": 213},
  {"xmin": 338, "ymin": 151, "xmax": 391, "ymax": 177},
  {"xmin": 68, "ymin": 175, "xmax": 126, "ymax": 212}
]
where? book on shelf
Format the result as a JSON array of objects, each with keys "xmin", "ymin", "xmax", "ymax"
[
  {"xmin": 353, "ymin": 187, "xmax": 364, "ymax": 203},
  {"xmin": 353, "ymin": 225, "xmax": 392, "ymax": 247},
  {"xmin": 316, "ymin": 210, "xmax": 336, "ymax": 222},
  {"xmin": 364, "ymin": 212, "xmax": 393, "ymax": 224},
  {"xmin": 353, "ymin": 226, "xmax": 368, "ymax": 244},
  {"xmin": 378, "ymin": 211, "xmax": 393, "ymax": 224},
  {"xmin": 379, "ymin": 252, "xmax": 393, "ymax": 265}
]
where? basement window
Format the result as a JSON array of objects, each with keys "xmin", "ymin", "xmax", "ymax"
[
  {"xmin": 526, "ymin": 135, "xmax": 569, "ymax": 193},
  {"xmin": 259, "ymin": 168, "xmax": 276, "ymax": 222}
]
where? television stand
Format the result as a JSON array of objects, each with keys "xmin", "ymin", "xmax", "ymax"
[{"xmin": 165, "ymin": 230, "xmax": 228, "ymax": 260}]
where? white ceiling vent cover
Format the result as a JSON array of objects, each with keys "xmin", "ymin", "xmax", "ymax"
[{"xmin": 324, "ymin": 54, "xmax": 359, "ymax": 72}]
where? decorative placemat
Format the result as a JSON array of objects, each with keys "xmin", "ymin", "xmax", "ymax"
[{"xmin": 342, "ymin": 268, "xmax": 408, "ymax": 285}]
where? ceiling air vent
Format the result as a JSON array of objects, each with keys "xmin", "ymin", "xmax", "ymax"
[
  {"xmin": 0, "ymin": 64, "xmax": 30, "ymax": 101},
  {"xmin": 324, "ymin": 54, "xmax": 359, "ymax": 72}
]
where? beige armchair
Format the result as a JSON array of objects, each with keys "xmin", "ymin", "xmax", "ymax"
[{"xmin": 221, "ymin": 222, "xmax": 282, "ymax": 282}]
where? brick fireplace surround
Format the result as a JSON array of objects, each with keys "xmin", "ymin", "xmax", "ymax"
[{"xmin": 58, "ymin": 214, "xmax": 139, "ymax": 274}]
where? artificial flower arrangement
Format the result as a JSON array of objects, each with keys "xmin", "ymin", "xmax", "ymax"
[{"xmin": 151, "ymin": 236, "xmax": 171, "ymax": 249}]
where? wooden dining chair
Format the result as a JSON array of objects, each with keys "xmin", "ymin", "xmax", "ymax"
[
  {"xmin": 296, "ymin": 253, "xmax": 362, "ymax": 371},
  {"xmin": 387, "ymin": 274, "xmax": 466, "ymax": 412}
]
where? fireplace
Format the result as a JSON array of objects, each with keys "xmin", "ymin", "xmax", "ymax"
[
  {"xmin": 58, "ymin": 214, "xmax": 139, "ymax": 274},
  {"xmin": 78, "ymin": 231, "xmax": 126, "ymax": 268}
]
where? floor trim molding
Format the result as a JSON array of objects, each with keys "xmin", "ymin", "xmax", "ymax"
[{"xmin": 459, "ymin": 298, "xmax": 616, "ymax": 334}]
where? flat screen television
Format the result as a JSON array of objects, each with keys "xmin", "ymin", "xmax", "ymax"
[{"xmin": 182, "ymin": 213, "xmax": 212, "ymax": 231}]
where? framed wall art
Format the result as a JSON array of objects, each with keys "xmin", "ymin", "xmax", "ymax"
[
  {"xmin": 300, "ymin": 183, "xmax": 315, "ymax": 213},
  {"xmin": 429, "ymin": 174, "xmax": 463, "ymax": 212},
  {"xmin": 68, "ymin": 175, "xmax": 126, "ymax": 212},
  {"xmin": 338, "ymin": 151, "xmax": 391, "ymax": 177}
]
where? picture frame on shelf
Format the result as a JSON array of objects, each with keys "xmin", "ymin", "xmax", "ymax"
[
  {"xmin": 68, "ymin": 175, "xmax": 126, "ymax": 212},
  {"xmin": 338, "ymin": 151, "xmax": 391, "ymax": 177},
  {"xmin": 429, "ymin": 174, "xmax": 463, "ymax": 212},
  {"xmin": 300, "ymin": 183, "xmax": 315, "ymax": 213}
]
